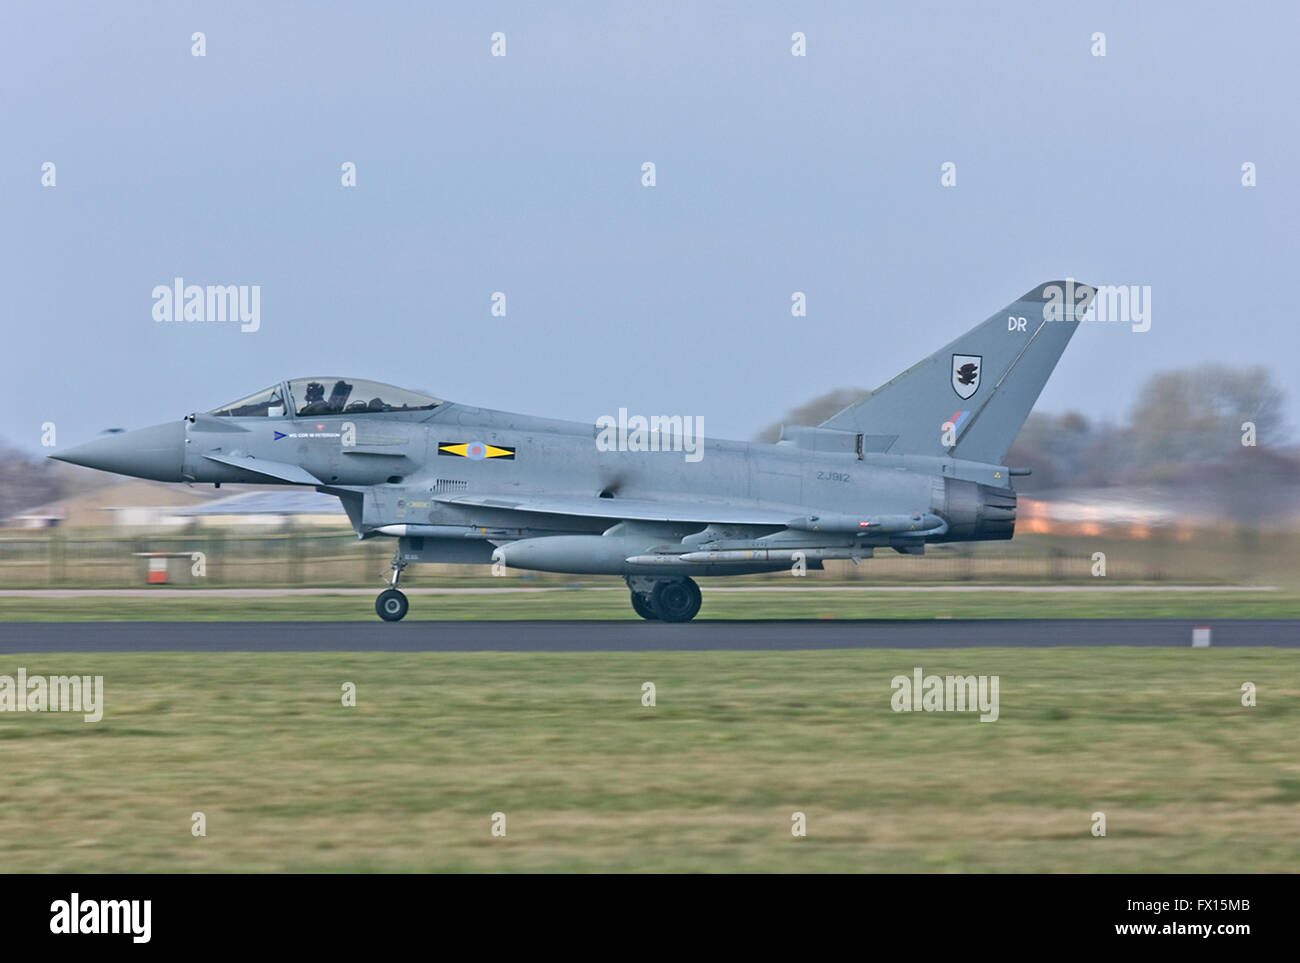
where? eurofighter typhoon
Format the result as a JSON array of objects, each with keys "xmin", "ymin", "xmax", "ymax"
[{"xmin": 51, "ymin": 281, "xmax": 1093, "ymax": 621}]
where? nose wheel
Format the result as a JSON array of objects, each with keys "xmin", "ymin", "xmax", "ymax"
[
  {"xmin": 376, "ymin": 588, "xmax": 408, "ymax": 621},
  {"xmin": 376, "ymin": 552, "xmax": 410, "ymax": 621}
]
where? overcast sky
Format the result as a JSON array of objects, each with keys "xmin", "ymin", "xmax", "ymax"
[{"xmin": 3, "ymin": 1, "xmax": 1296, "ymax": 452}]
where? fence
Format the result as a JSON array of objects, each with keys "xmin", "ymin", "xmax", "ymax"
[{"xmin": 0, "ymin": 527, "xmax": 1288, "ymax": 588}]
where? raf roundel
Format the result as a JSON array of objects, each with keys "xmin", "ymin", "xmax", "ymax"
[{"xmin": 438, "ymin": 441, "xmax": 516, "ymax": 460}]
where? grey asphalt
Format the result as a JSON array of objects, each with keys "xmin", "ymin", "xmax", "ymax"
[{"xmin": 0, "ymin": 619, "xmax": 1296, "ymax": 652}]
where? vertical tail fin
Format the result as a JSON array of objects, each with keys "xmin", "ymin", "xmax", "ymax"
[{"xmin": 820, "ymin": 281, "xmax": 1091, "ymax": 464}]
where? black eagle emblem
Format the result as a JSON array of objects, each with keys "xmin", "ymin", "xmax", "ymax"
[{"xmin": 955, "ymin": 362, "xmax": 979, "ymax": 386}]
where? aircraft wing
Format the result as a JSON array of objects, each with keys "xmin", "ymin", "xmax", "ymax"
[{"xmin": 430, "ymin": 492, "xmax": 799, "ymax": 526}]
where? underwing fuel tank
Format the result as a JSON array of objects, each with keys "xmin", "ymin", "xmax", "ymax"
[
  {"xmin": 496, "ymin": 535, "xmax": 650, "ymax": 574},
  {"xmin": 493, "ymin": 532, "xmax": 637, "ymax": 571},
  {"xmin": 495, "ymin": 535, "xmax": 795, "ymax": 576}
]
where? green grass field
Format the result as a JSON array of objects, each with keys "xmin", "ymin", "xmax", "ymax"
[
  {"xmin": 0, "ymin": 588, "xmax": 1295, "ymax": 621},
  {"xmin": 0, "ymin": 649, "xmax": 1296, "ymax": 872}
]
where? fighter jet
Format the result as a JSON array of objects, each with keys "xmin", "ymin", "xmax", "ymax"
[{"xmin": 51, "ymin": 281, "xmax": 1092, "ymax": 622}]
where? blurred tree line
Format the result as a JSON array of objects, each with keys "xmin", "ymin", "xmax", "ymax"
[
  {"xmin": 758, "ymin": 364, "xmax": 1293, "ymax": 491},
  {"xmin": 0, "ymin": 364, "xmax": 1290, "ymax": 524},
  {"xmin": 0, "ymin": 443, "xmax": 115, "ymax": 522}
]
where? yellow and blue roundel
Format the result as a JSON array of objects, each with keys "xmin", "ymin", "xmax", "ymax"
[{"xmin": 438, "ymin": 441, "xmax": 515, "ymax": 461}]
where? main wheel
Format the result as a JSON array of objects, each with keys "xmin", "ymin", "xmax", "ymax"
[
  {"xmin": 376, "ymin": 588, "xmax": 409, "ymax": 622},
  {"xmin": 630, "ymin": 591, "xmax": 659, "ymax": 620},
  {"xmin": 651, "ymin": 578, "xmax": 702, "ymax": 623}
]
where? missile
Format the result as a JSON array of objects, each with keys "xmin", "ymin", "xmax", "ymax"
[
  {"xmin": 375, "ymin": 524, "xmax": 521, "ymax": 538},
  {"xmin": 786, "ymin": 512, "xmax": 947, "ymax": 534},
  {"xmin": 626, "ymin": 547, "xmax": 874, "ymax": 565},
  {"xmin": 623, "ymin": 554, "xmax": 697, "ymax": 566}
]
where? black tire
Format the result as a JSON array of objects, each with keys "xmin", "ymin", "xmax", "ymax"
[
  {"xmin": 651, "ymin": 578, "xmax": 701, "ymax": 623},
  {"xmin": 376, "ymin": 588, "xmax": 409, "ymax": 622},
  {"xmin": 630, "ymin": 592, "xmax": 659, "ymax": 621}
]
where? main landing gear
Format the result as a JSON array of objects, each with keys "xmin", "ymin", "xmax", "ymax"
[
  {"xmin": 376, "ymin": 551, "xmax": 409, "ymax": 622},
  {"xmin": 626, "ymin": 575, "xmax": 702, "ymax": 623}
]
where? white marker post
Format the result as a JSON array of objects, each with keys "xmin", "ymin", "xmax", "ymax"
[{"xmin": 1192, "ymin": 626, "xmax": 1212, "ymax": 648}]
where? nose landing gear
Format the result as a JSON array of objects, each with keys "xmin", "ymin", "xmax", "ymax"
[{"xmin": 376, "ymin": 552, "xmax": 409, "ymax": 621}]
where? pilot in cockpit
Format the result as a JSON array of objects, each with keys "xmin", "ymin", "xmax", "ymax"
[{"xmin": 298, "ymin": 381, "xmax": 331, "ymax": 415}]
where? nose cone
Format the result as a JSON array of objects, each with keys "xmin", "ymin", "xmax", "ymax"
[{"xmin": 49, "ymin": 421, "xmax": 187, "ymax": 482}]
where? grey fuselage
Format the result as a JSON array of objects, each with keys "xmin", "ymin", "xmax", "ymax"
[
  {"xmin": 172, "ymin": 399, "xmax": 1017, "ymax": 575},
  {"xmin": 55, "ymin": 281, "xmax": 1081, "ymax": 580}
]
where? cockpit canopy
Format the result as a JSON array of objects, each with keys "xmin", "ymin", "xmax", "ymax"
[
  {"xmin": 209, "ymin": 384, "xmax": 288, "ymax": 417},
  {"xmin": 286, "ymin": 378, "xmax": 441, "ymax": 416},
  {"xmin": 209, "ymin": 379, "xmax": 442, "ymax": 417}
]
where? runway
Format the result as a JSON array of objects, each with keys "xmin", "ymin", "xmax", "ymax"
[
  {"xmin": 0, "ymin": 585, "xmax": 1278, "ymax": 596},
  {"xmin": 0, "ymin": 619, "xmax": 1296, "ymax": 652}
]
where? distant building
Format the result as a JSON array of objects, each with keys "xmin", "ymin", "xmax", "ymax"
[
  {"xmin": 1, "ymin": 480, "xmax": 347, "ymax": 531},
  {"xmin": 2, "ymin": 480, "xmax": 212, "ymax": 529},
  {"xmin": 166, "ymin": 489, "xmax": 348, "ymax": 529}
]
